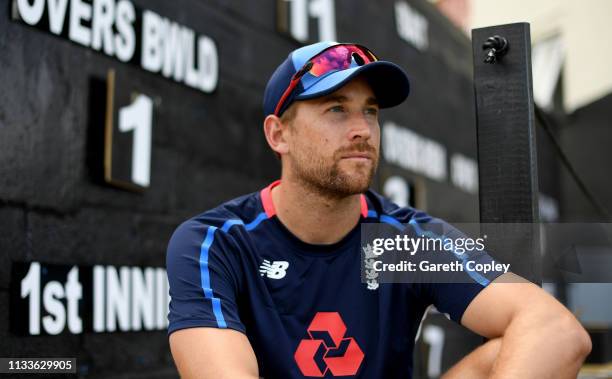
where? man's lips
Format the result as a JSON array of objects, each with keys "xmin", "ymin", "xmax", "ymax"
[{"xmin": 340, "ymin": 153, "xmax": 373, "ymax": 161}]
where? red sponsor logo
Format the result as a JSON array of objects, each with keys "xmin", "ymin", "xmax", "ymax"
[{"xmin": 294, "ymin": 312, "xmax": 364, "ymax": 377}]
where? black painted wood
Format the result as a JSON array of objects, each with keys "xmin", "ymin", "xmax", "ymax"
[{"xmin": 472, "ymin": 23, "xmax": 541, "ymax": 284}]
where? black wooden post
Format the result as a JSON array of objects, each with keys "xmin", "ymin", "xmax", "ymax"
[{"xmin": 472, "ymin": 23, "xmax": 541, "ymax": 285}]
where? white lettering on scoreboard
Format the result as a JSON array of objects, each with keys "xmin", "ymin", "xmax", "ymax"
[
  {"xmin": 382, "ymin": 122, "xmax": 480, "ymax": 194},
  {"xmin": 450, "ymin": 153, "xmax": 479, "ymax": 194},
  {"xmin": 282, "ymin": 0, "xmax": 336, "ymax": 42},
  {"xmin": 12, "ymin": 0, "xmax": 218, "ymax": 93},
  {"xmin": 382, "ymin": 121, "xmax": 447, "ymax": 182},
  {"xmin": 394, "ymin": 1, "xmax": 428, "ymax": 51},
  {"xmin": 383, "ymin": 175, "xmax": 411, "ymax": 208},
  {"xmin": 141, "ymin": 10, "xmax": 218, "ymax": 93},
  {"xmin": 18, "ymin": 262, "xmax": 169, "ymax": 335},
  {"xmin": 118, "ymin": 94, "xmax": 153, "ymax": 188}
]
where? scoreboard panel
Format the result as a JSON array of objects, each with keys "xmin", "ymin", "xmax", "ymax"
[{"xmin": 0, "ymin": 1, "xmax": 539, "ymax": 377}]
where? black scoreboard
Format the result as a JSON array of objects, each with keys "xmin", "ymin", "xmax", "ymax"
[{"xmin": 1, "ymin": 0, "xmax": 488, "ymax": 377}]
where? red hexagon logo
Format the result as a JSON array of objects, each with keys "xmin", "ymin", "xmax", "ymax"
[{"xmin": 294, "ymin": 312, "xmax": 364, "ymax": 377}]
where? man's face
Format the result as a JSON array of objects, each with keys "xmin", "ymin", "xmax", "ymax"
[{"xmin": 284, "ymin": 76, "xmax": 380, "ymax": 198}]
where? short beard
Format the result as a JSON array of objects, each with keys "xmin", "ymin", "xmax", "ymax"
[{"xmin": 290, "ymin": 141, "xmax": 378, "ymax": 199}]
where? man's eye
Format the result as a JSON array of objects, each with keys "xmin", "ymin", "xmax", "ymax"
[
  {"xmin": 328, "ymin": 105, "xmax": 344, "ymax": 113},
  {"xmin": 365, "ymin": 107, "xmax": 379, "ymax": 115}
]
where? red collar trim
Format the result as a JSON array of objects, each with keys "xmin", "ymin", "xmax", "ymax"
[
  {"xmin": 260, "ymin": 180, "xmax": 369, "ymax": 218},
  {"xmin": 359, "ymin": 193, "xmax": 368, "ymax": 218},
  {"xmin": 260, "ymin": 180, "xmax": 281, "ymax": 217}
]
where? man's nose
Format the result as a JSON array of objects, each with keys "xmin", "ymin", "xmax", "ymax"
[{"xmin": 347, "ymin": 113, "xmax": 372, "ymax": 141}]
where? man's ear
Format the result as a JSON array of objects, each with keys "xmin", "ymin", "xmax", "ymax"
[{"xmin": 263, "ymin": 114, "xmax": 290, "ymax": 156}]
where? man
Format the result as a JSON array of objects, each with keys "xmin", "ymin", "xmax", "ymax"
[{"xmin": 166, "ymin": 42, "xmax": 591, "ymax": 378}]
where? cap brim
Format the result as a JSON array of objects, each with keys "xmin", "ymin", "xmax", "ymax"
[{"xmin": 294, "ymin": 61, "xmax": 410, "ymax": 108}]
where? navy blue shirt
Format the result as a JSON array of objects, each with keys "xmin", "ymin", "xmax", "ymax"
[{"xmin": 166, "ymin": 181, "xmax": 504, "ymax": 378}]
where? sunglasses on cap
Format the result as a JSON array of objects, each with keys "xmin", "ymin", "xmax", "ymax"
[{"xmin": 273, "ymin": 44, "xmax": 379, "ymax": 117}]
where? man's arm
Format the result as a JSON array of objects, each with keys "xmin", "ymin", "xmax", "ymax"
[
  {"xmin": 166, "ymin": 220, "xmax": 257, "ymax": 378},
  {"xmin": 460, "ymin": 272, "xmax": 592, "ymax": 379},
  {"xmin": 169, "ymin": 327, "xmax": 259, "ymax": 379}
]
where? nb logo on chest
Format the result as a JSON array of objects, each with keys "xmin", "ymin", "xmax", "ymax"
[{"xmin": 259, "ymin": 260, "xmax": 289, "ymax": 279}]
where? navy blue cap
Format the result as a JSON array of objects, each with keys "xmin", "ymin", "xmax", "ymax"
[{"xmin": 263, "ymin": 41, "xmax": 410, "ymax": 117}]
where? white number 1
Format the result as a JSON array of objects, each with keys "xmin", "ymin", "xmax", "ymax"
[
  {"xmin": 423, "ymin": 325, "xmax": 445, "ymax": 378},
  {"xmin": 118, "ymin": 94, "xmax": 153, "ymax": 187}
]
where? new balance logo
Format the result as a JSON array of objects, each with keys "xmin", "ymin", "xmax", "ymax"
[{"xmin": 259, "ymin": 260, "xmax": 289, "ymax": 279}]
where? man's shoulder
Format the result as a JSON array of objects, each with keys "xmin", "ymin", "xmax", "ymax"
[
  {"xmin": 182, "ymin": 190, "xmax": 264, "ymax": 230},
  {"xmin": 365, "ymin": 189, "xmax": 433, "ymax": 224},
  {"xmin": 168, "ymin": 189, "xmax": 266, "ymax": 248}
]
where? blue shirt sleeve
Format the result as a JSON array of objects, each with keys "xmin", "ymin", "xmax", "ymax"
[
  {"xmin": 413, "ymin": 218, "xmax": 508, "ymax": 323},
  {"xmin": 166, "ymin": 219, "xmax": 245, "ymax": 335}
]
